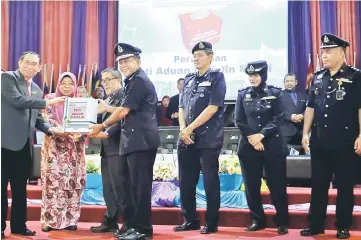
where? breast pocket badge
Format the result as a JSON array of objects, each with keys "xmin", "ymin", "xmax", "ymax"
[
  {"xmin": 198, "ymin": 81, "xmax": 211, "ymax": 87},
  {"xmin": 335, "ymin": 80, "xmax": 346, "ymax": 100},
  {"xmin": 243, "ymin": 94, "xmax": 252, "ymax": 102}
]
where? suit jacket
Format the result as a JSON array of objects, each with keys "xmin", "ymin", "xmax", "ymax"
[
  {"xmin": 165, "ymin": 94, "xmax": 180, "ymax": 126},
  {"xmin": 98, "ymin": 88, "xmax": 123, "ymax": 157},
  {"xmin": 1, "ymin": 70, "xmax": 51, "ymax": 151},
  {"xmin": 279, "ymin": 90, "xmax": 307, "ymax": 137}
]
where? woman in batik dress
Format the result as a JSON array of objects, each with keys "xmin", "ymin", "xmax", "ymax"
[{"xmin": 40, "ymin": 72, "xmax": 86, "ymax": 232}]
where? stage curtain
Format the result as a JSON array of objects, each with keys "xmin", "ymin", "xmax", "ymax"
[
  {"xmin": 8, "ymin": 1, "xmax": 42, "ymax": 84},
  {"xmin": 84, "ymin": 1, "xmax": 99, "ymax": 89},
  {"xmin": 337, "ymin": 0, "xmax": 358, "ymax": 66},
  {"xmin": 41, "ymin": 1, "xmax": 73, "ymax": 87},
  {"xmin": 1, "ymin": 1, "xmax": 9, "ymax": 71},
  {"xmin": 288, "ymin": 1, "xmax": 312, "ymax": 90}
]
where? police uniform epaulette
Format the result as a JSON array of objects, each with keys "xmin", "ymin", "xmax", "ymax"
[
  {"xmin": 238, "ymin": 86, "xmax": 250, "ymax": 94},
  {"xmin": 210, "ymin": 69, "xmax": 220, "ymax": 73},
  {"xmin": 314, "ymin": 68, "xmax": 326, "ymax": 74},
  {"xmin": 267, "ymin": 85, "xmax": 281, "ymax": 90},
  {"xmin": 348, "ymin": 65, "xmax": 360, "ymax": 72},
  {"xmin": 186, "ymin": 72, "xmax": 197, "ymax": 77}
]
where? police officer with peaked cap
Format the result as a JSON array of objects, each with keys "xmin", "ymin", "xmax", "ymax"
[
  {"xmin": 173, "ymin": 41, "xmax": 226, "ymax": 234},
  {"xmin": 89, "ymin": 43, "xmax": 160, "ymax": 240},
  {"xmin": 235, "ymin": 60, "xmax": 289, "ymax": 234},
  {"xmin": 300, "ymin": 33, "xmax": 361, "ymax": 239}
]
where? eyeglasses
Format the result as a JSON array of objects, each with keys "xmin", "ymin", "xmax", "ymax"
[{"xmin": 102, "ymin": 77, "xmax": 118, "ymax": 84}]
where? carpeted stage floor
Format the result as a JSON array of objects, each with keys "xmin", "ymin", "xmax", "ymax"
[
  {"xmin": 4, "ymin": 185, "xmax": 361, "ymax": 239},
  {"xmin": 3, "ymin": 222, "xmax": 361, "ymax": 240}
]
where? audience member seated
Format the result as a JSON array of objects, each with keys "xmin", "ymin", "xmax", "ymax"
[
  {"xmin": 92, "ymin": 87, "xmax": 105, "ymax": 100},
  {"xmin": 77, "ymin": 86, "xmax": 88, "ymax": 98},
  {"xmin": 280, "ymin": 73, "xmax": 307, "ymax": 147},
  {"xmin": 157, "ymin": 95, "xmax": 172, "ymax": 126},
  {"xmin": 166, "ymin": 78, "xmax": 184, "ymax": 126}
]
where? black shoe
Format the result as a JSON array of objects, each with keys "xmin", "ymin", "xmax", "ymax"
[
  {"xmin": 11, "ymin": 228, "xmax": 36, "ymax": 236},
  {"xmin": 245, "ymin": 223, "xmax": 265, "ymax": 232},
  {"xmin": 118, "ymin": 228, "xmax": 146, "ymax": 240},
  {"xmin": 173, "ymin": 219, "xmax": 200, "ymax": 232},
  {"xmin": 65, "ymin": 225, "xmax": 77, "ymax": 231},
  {"xmin": 1, "ymin": 231, "xmax": 5, "ymax": 239},
  {"xmin": 277, "ymin": 226, "xmax": 288, "ymax": 235},
  {"xmin": 200, "ymin": 225, "xmax": 218, "ymax": 234},
  {"xmin": 114, "ymin": 225, "xmax": 129, "ymax": 238},
  {"xmin": 300, "ymin": 228, "xmax": 325, "ymax": 236},
  {"xmin": 41, "ymin": 226, "xmax": 53, "ymax": 232},
  {"xmin": 90, "ymin": 218, "xmax": 118, "ymax": 233},
  {"xmin": 336, "ymin": 229, "xmax": 350, "ymax": 239}
]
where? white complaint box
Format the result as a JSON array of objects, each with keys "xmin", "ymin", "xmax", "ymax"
[{"xmin": 63, "ymin": 97, "xmax": 98, "ymax": 133}]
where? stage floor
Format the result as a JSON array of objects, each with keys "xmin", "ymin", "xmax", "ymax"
[{"xmin": 3, "ymin": 222, "xmax": 361, "ymax": 240}]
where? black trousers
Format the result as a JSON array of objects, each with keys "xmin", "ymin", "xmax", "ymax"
[
  {"xmin": 308, "ymin": 148, "xmax": 357, "ymax": 230},
  {"xmin": 101, "ymin": 154, "xmax": 124, "ymax": 221},
  {"xmin": 284, "ymin": 134, "xmax": 302, "ymax": 146},
  {"xmin": 178, "ymin": 147, "xmax": 221, "ymax": 226},
  {"xmin": 238, "ymin": 154, "xmax": 289, "ymax": 226},
  {"xmin": 1, "ymin": 140, "xmax": 31, "ymax": 232},
  {"xmin": 118, "ymin": 149, "xmax": 157, "ymax": 233}
]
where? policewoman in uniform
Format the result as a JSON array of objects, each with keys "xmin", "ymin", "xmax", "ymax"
[
  {"xmin": 89, "ymin": 43, "xmax": 160, "ymax": 240},
  {"xmin": 301, "ymin": 33, "xmax": 361, "ymax": 239},
  {"xmin": 235, "ymin": 61, "xmax": 289, "ymax": 234},
  {"xmin": 174, "ymin": 41, "xmax": 226, "ymax": 234}
]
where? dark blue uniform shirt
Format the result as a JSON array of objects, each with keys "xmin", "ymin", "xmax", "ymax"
[
  {"xmin": 178, "ymin": 69, "xmax": 226, "ymax": 149},
  {"xmin": 119, "ymin": 68, "xmax": 160, "ymax": 155},
  {"xmin": 235, "ymin": 85, "xmax": 288, "ymax": 156},
  {"xmin": 307, "ymin": 64, "xmax": 361, "ymax": 149}
]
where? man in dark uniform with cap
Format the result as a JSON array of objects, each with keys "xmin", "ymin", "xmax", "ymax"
[
  {"xmin": 173, "ymin": 41, "xmax": 226, "ymax": 234},
  {"xmin": 89, "ymin": 43, "xmax": 160, "ymax": 240},
  {"xmin": 235, "ymin": 61, "xmax": 289, "ymax": 235},
  {"xmin": 301, "ymin": 33, "xmax": 361, "ymax": 239},
  {"xmin": 90, "ymin": 68, "xmax": 125, "ymax": 234}
]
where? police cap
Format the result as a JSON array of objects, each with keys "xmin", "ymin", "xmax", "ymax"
[
  {"xmin": 114, "ymin": 43, "xmax": 142, "ymax": 61},
  {"xmin": 320, "ymin": 33, "xmax": 350, "ymax": 49},
  {"xmin": 245, "ymin": 60, "xmax": 268, "ymax": 75},
  {"xmin": 192, "ymin": 41, "xmax": 213, "ymax": 54}
]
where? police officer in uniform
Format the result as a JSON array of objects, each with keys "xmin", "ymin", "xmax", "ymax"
[
  {"xmin": 174, "ymin": 41, "xmax": 226, "ymax": 234},
  {"xmin": 235, "ymin": 61, "xmax": 289, "ymax": 234},
  {"xmin": 90, "ymin": 68, "xmax": 124, "ymax": 233},
  {"xmin": 89, "ymin": 43, "xmax": 160, "ymax": 240},
  {"xmin": 300, "ymin": 33, "xmax": 361, "ymax": 239}
]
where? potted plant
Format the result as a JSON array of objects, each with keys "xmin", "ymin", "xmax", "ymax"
[
  {"xmin": 152, "ymin": 161, "xmax": 179, "ymax": 207},
  {"xmin": 85, "ymin": 159, "xmax": 102, "ymax": 189}
]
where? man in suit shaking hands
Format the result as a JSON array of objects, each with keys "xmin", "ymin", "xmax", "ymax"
[
  {"xmin": 280, "ymin": 73, "xmax": 307, "ymax": 146},
  {"xmin": 1, "ymin": 51, "xmax": 65, "ymax": 238}
]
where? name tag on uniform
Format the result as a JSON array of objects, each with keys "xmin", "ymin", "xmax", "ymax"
[
  {"xmin": 336, "ymin": 78, "xmax": 352, "ymax": 83},
  {"xmin": 198, "ymin": 81, "xmax": 211, "ymax": 87},
  {"xmin": 260, "ymin": 96, "xmax": 277, "ymax": 100},
  {"xmin": 31, "ymin": 91, "xmax": 38, "ymax": 95}
]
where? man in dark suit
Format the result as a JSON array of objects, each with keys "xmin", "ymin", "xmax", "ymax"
[
  {"xmin": 90, "ymin": 68, "xmax": 125, "ymax": 234},
  {"xmin": 280, "ymin": 73, "xmax": 307, "ymax": 145},
  {"xmin": 1, "ymin": 51, "xmax": 65, "ymax": 238},
  {"xmin": 166, "ymin": 78, "xmax": 184, "ymax": 126}
]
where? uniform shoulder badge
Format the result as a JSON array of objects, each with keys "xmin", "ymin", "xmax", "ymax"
[
  {"xmin": 314, "ymin": 68, "xmax": 325, "ymax": 74},
  {"xmin": 185, "ymin": 72, "xmax": 196, "ymax": 77},
  {"xmin": 210, "ymin": 69, "xmax": 220, "ymax": 73},
  {"xmin": 349, "ymin": 65, "xmax": 360, "ymax": 72},
  {"xmin": 238, "ymin": 87, "xmax": 250, "ymax": 95},
  {"xmin": 268, "ymin": 85, "xmax": 281, "ymax": 90}
]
